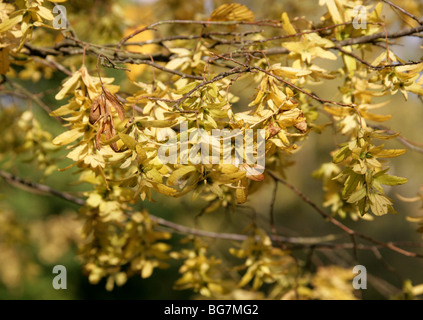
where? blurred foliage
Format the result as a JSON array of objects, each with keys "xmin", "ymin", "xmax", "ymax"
[{"xmin": 0, "ymin": 0, "xmax": 423, "ymax": 300}]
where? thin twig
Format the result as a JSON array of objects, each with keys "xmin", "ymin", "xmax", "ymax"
[
  {"xmin": 2, "ymin": 170, "xmax": 422, "ymax": 254},
  {"xmin": 335, "ymin": 46, "xmax": 422, "ymax": 70},
  {"xmin": 119, "ymin": 19, "xmax": 285, "ymax": 46},
  {"xmin": 5, "ymin": 79, "xmax": 63, "ymax": 123},
  {"xmin": 370, "ymin": 124, "xmax": 423, "ymax": 154},
  {"xmin": 24, "ymin": 23, "xmax": 423, "ymax": 67}
]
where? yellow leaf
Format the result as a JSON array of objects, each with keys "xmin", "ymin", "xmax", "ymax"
[
  {"xmin": 147, "ymin": 168, "xmax": 163, "ymax": 183},
  {"xmin": 0, "ymin": 15, "xmax": 22, "ymax": 33},
  {"xmin": 0, "ymin": 48, "xmax": 10, "ymax": 75},
  {"xmin": 360, "ymin": 110, "xmax": 392, "ymax": 122},
  {"xmin": 271, "ymin": 65, "xmax": 312, "ymax": 79},
  {"xmin": 238, "ymin": 266, "xmax": 256, "ymax": 287},
  {"xmin": 136, "ymin": 144, "xmax": 147, "ymax": 163},
  {"xmin": 314, "ymin": 47, "xmax": 337, "ymax": 60},
  {"xmin": 167, "ymin": 166, "xmax": 197, "ymax": 186},
  {"xmin": 55, "ymin": 70, "xmax": 82, "ymax": 100},
  {"xmin": 136, "ymin": 119, "xmax": 178, "ymax": 128},
  {"xmin": 369, "ymin": 193, "xmax": 391, "ymax": 216},
  {"xmin": 319, "ymin": 0, "xmax": 343, "ymax": 24},
  {"xmin": 372, "ymin": 149, "xmax": 406, "ymax": 158},
  {"xmin": 118, "ymin": 132, "xmax": 137, "ymax": 150},
  {"xmin": 406, "ymin": 216, "xmax": 423, "ymax": 222},
  {"xmin": 342, "ymin": 47, "xmax": 356, "ymax": 73},
  {"xmin": 141, "ymin": 261, "xmax": 154, "ymax": 279},
  {"xmin": 324, "ymin": 105, "xmax": 353, "ymax": 117},
  {"xmin": 281, "ymin": 12, "xmax": 296, "ymax": 35},
  {"xmin": 81, "ymin": 66, "xmax": 99, "ymax": 99},
  {"xmin": 115, "ymin": 273, "xmax": 127, "ymax": 287},
  {"xmin": 155, "ymin": 183, "xmax": 177, "ymax": 196},
  {"xmin": 209, "ymin": 3, "xmax": 254, "ymax": 22},
  {"xmin": 236, "ymin": 178, "xmax": 248, "ymax": 204},
  {"xmin": 408, "ymin": 83, "xmax": 423, "ymax": 96},
  {"xmin": 36, "ymin": 6, "xmax": 54, "ymax": 21},
  {"xmin": 346, "ymin": 188, "xmax": 366, "ymax": 203},
  {"xmin": 165, "ymin": 57, "xmax": 188, "ymax": 71},
  {"xmin": 397, "ymin": 194, "xmax": 421, "ymax": 203},
  {"xmin": 220, "ymin": 164, "xmax": 238, "ymax": 174},
  {"xmin": 396, "ymin": 62, "xmax": 423, "ymax": 75}
]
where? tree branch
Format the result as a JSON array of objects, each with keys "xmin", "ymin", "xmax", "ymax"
[
  {"xmin": 267, "ymin": 170, "xmax": 423, "ymax": 258},
  {"xmin": 0, "ymin": 169, "xmax": 339, "ymax": 246},
  {"xmin": 22, "ymin": 23, "xmax": 423, "ymax": 70}
]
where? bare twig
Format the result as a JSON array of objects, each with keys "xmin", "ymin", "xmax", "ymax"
[
  {"xmin": 4, "ymin": 79, "xmax": 63, "ymax": 123},
  {"xmin": 119, "ymin": 19, "xmax": 285, "ymax": 46},
  {"xmin": 381, "ymin": 0, "xmax": 422, "ymax": 25},
  {"xmin": 370, "ymin": 124, "xmax": 423, "ymax": 154},
  {"xmin": 0, "ymin": 170, "xmax": 85, "ymax": 206},
  {"xmin": 335, "ymin": 46, "xmax": 422, "ymax": 70}
]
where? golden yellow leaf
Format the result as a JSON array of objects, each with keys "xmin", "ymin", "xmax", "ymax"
[
  {"xmin": 324, "ymin": 105, "xmax": 354, "ymax": 117},
  {"xmin": 271, "ymin": 65, "xmax": 312, "ymax": 79},
  {"xmin": 220, "ymin": 164, "xmax": 239, "ymax": 174},
  {"xmin": 118, "ymin": 133, "xmax": 137, "ymax": 150},
  {"xmin": 136, "ymin": 144, "xmax": 147, "ymax": 163},
  {"xmin": 35, "ymin": 6, "xmax": 55, "ymax": 21},
  {"xmin": 373, "ymin": 149, "xmax": 406, "ymax": 158},
  {"xmin": 141, "ymin": 261, "xmax": 154, "ymax": 279},
  {"xmin": 360, "ymin": 110, "xmax": 392, "ymax": 122},
  {"xmin": 281, "ymin": 12, "xmax": 296, "ymax": 35},
  {"xmin": 55, "ymin": 70, "xmax": 82, "ymax": 100},
  {"xmin": 155, "ymin": 183, "xmax": 177, "ymax": 196},
  {"xmin": 136, "ymin": 119, "xmax": 178, "ymax": 128},
  {"xmin": 0, "ymin": 47, "xmax": 10, "ymax": 75},
  {"xmin": 319, "ymin": 0, "xmax": 343, "ymax": 24}
]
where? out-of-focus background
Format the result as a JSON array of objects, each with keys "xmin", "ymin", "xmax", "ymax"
[{"xmin": 0, "ymin": 0, "xmax": 422, "ymax": 299}]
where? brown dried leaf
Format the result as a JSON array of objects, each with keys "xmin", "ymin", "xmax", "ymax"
[
  {"xmin": 96, "ymin": 121, "xmax": 105, "ymax": 151},
  {"xmin": 89, "ymin": 95, "xmax": 104, "ymax": 124}
]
